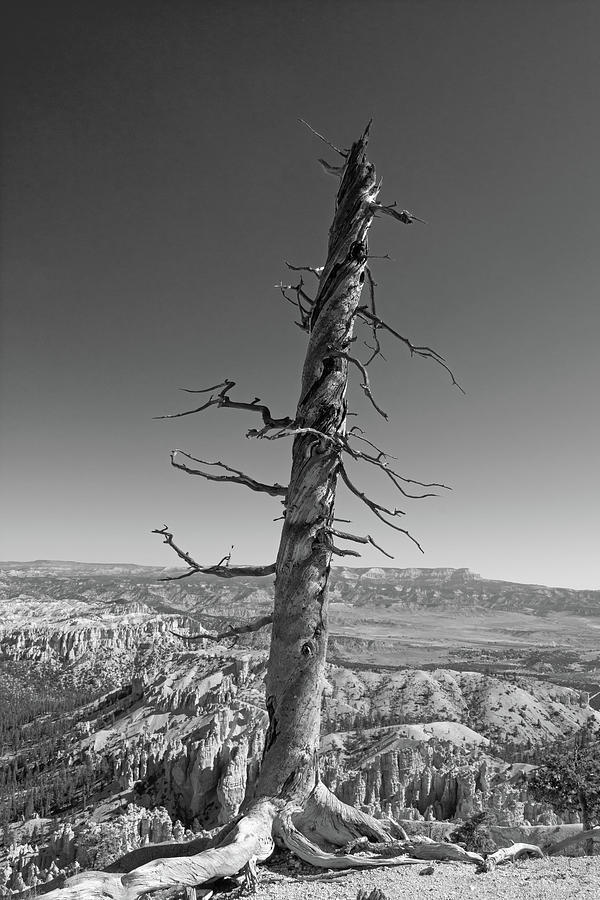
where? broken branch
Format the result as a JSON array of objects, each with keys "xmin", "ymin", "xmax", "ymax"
[
  {"xmin": 318, "ymin": 158, "xmax": 345, "ymax": 177},
  {"xmin": 298, "ymin": 118, "xmax": 347, "ymax": 157},
  {"xmin": 170, "ymin": 451, "xmax": 287, "ymax": 498},
  {"xmin": 286, "ymin": 262, "xmax": 324, "ymax": 280},
  {"xmin": 155, "ymin": 380, "xmax": 294, "ymax": 432},
  {"xmin": 172, "ymin": 614, "xmax": 273, "ymax": 644},
  {"xmin": 152, "ymin": 526, "xmax": 276, "ymax": 580},
  {"xmin": 329, "ymin": 545, "xmax": 362, "ymax": 558},
  {"xmin": 371, "ymin": 201, "xmax": 428, "ymax": 225},
  {"xmin": 330, "ymin": 529, "xmax": 394, "ymax": 560}
]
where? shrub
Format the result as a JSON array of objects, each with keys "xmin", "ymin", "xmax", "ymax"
[
  {"xmin": 450, "ymin": 811, "xmax": 496, "ymax": 855},
  {"xmin": 527, "ymin": 726, "xmax": 600, "ymax": 834}
]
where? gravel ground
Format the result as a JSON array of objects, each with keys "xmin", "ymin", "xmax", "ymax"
[{"xmin": 258, "ymin": 857, "xmax": 600, "ymax": 900}]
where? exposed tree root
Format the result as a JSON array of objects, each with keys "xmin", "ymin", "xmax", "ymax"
[
  {"xmin": 481, "ymin": 843, "xmax": 545, "ymax": 871},
  {"xmin": 274, "ymin": 806, "xmax": 425, "ymax": 869},
  {"xmin": 104, "ymin": 816, "xmax": 247, "ymax": 874},
  {"xmin": 291, "ymin": 780, "xmax": 409, "ymax": 846},
  {"xmin": 42, "ymin": 801, "xmax": 276, "ymax": 900},
  {"xmin": 39, "ymin": 787, "xmax": 551, "ymax": 899},
  {"xmin": 106, "ymin": 834, "xmax": 215, "ymax": 873},
  {"xmin": 273, "ymin": 782, "xmax": 484, "ymax": 870}
]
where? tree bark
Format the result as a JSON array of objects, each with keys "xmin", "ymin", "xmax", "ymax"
[{"xmin": 257, "ymin": 127, "xmax": 378, "ymax": 802}]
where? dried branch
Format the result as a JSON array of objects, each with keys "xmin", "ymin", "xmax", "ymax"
[
  {"xmin": 327, "ymin": 350, "xmax": 388, "ymax": 420},
  {"xmin": 337, "ymin": 464, "xmax": 424, "ymax": 552},
  {"xmin": 329, "ymin": 545, "xmax": 362, "ymax": 558},
  {"xmin": 276, "ymin": 279, "xmax": 315, "ymax": 332},
  {"xmin": 256, "ymin": 424, "xmax": 445, "ymax": 500},
  {"xmin": 365, "ymin": 266, "xmax": 378, "ymax": 317},
  {"xmin": 152, "ymin": 526, "xmax": 276, "ymax": 580},
  {"xmin": 155, "ymin": 380, "xmax": 295, "ymax": 432},
  {"xmin": 371, "ymin": 201, "xmax": 428, "ymax": 225},
  {"xmin": 172, "ymin": 614, "xmax": 273, "ymax": 644},
  {"xmin": 286, "ymin": 262, "xmax": 324, "ymax": 280},
  {"xmin": 346, "ymin": 427, "xmax": 394, "ymax": 461},
  {"xmin": 298, "ymin": 118, "xmax": 347, "ymax": 157},
  {"xmin": 357, "ymin": 308, "xmax": 465, "ymax": 393},
  {"xmin": 276, "ymin": 269, "xmax": 463, "ymax": 391},
  {"xmin": 345, "ymin": 436, "xmax": 447, "ymax": 499},
  {"xmin": 330, "ymin": 529, "xmax": 394, "ymax": 560},
  {"xmin": 256, "ymin": 425, "xmax": 341, "ymax": 454},
  {"xmin": 318, "ymin": 158, "xmax": 344, "ymax": 177},
  {"xmin": 363, "ymin": 267, "xmax": 385, "ymax": 367},
  {"xmin": 170, "ymin": 451, "xmax": 287, "ymax": 498},
  {"xmin": 347, "ymin": 428, "xmax": 450, "ymax": 489}
]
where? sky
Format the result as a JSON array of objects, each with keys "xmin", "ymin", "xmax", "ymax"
[{"xmin": 1, "ymin": 0, "xmax": 599, "ymax": 589}]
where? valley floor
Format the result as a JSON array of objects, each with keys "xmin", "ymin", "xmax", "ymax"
[{"xmin": 260, "ymin": 856, "xmax": 600, "ymax": 900}]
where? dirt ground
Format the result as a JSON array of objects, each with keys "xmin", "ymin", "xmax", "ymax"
[{"xmin": 259, "ymin": 855, "xmax": 600, "ymax": 900}]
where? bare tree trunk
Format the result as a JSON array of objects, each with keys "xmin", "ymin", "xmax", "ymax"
[
  {"xmin": 39, "ymin": 126, "xmax": 524, "ymax": 899},
  {"xmin": 257, "ymin": 126, "xmax": 378, "ymax": 802}
]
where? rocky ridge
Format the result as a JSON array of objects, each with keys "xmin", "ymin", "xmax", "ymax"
[{"xmin": 10, "ymin": 646, "xmax": 597, "ymax": 828}]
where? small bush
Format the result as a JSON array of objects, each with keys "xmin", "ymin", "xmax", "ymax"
[{"xmin": 450, "ymin": 811, "xmax": 496, "ymax": 855}]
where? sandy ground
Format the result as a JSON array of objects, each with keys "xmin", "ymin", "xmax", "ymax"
[{"xmin": 258, "ymin": 856, "xmax": 600, "ymax": 900}]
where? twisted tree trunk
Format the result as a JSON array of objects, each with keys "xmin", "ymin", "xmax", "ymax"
[
  {"xmin": 42, "ymin": 124, "xmax": 388, "ymax": 900},
  {"xmin": 40, "ymin": 127, "xmax": 531, "ymax": 898},
  {"xmin": 256, "ymin": 125, "xmax": 378, "ymax": 802}
]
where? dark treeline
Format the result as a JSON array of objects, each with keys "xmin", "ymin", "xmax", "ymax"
[{"xmin": 0, "ymin": 678, "xmax": 104, "ymax": 829}]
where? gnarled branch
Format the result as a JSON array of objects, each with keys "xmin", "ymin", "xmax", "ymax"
[
  {"xmin": 152, "ymin": 526, "xmax": 276, "ymax": 580},
  {"xmin": 357, "ymin": 307, "xmax": 464, "ymax": 393},
  {"xmin": 347, "ymin": 427, "xmax": 450, "ymax": 490},
  {"xmin": 338, "ymin": 464, "xmax": 424, "ymax": 552},
  {"xmin": 170, "ymin": 451, "xmax": 287, "ymax": 498},
  {"xmin": 277, "ymin": 269, "xmax": 463, "ymax": 391},
  {"xmin": 257, "ymin": 424, "xmax": 445, "ymax": 501},
  {"xmin": 330, "ymin": 529, "xmax": 394, "ymax": 560},
  {"xmin": 172, "ymin": 614, "xmax": 273, "ymax": 644},
  {"xmin": 286, "ymin": 261, "xmax": 323, "ymax": 280},
  {"xmin": 155, "ymin": 380, "xmax": 294, "ymax": 433}
]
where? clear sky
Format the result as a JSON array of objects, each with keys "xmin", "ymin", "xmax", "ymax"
[{"xmin": 1, "ymin": 1, "xmax": 598, "ymax": 589}]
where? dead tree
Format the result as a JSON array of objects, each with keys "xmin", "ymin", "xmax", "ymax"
[{"xmin": 44, "ymin": 125, "xmax": 513, "ymax": 899}]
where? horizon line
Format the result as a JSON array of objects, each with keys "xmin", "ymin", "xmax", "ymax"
[{"xmin": 1, "ymin": 558, "xmax": 598, "ymax": 593}]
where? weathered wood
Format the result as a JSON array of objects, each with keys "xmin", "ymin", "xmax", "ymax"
[
  {"xmin": 41, "ymin": 801, "xmax": 276, "ymax": 899},
  {"xmin": 39, "ymin": 126, "xmax": 515, "ymax": 900},
  {"xmin": 483, "ymin": 842, "xmax": 544, "ymax": 871},
  {"xmin": 258, "ymin": 126, "xmax": 379, "ymax": 802},
  {"xmin": 292, "ymin": 780, "xmax": 409, "ymax": 847}
]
